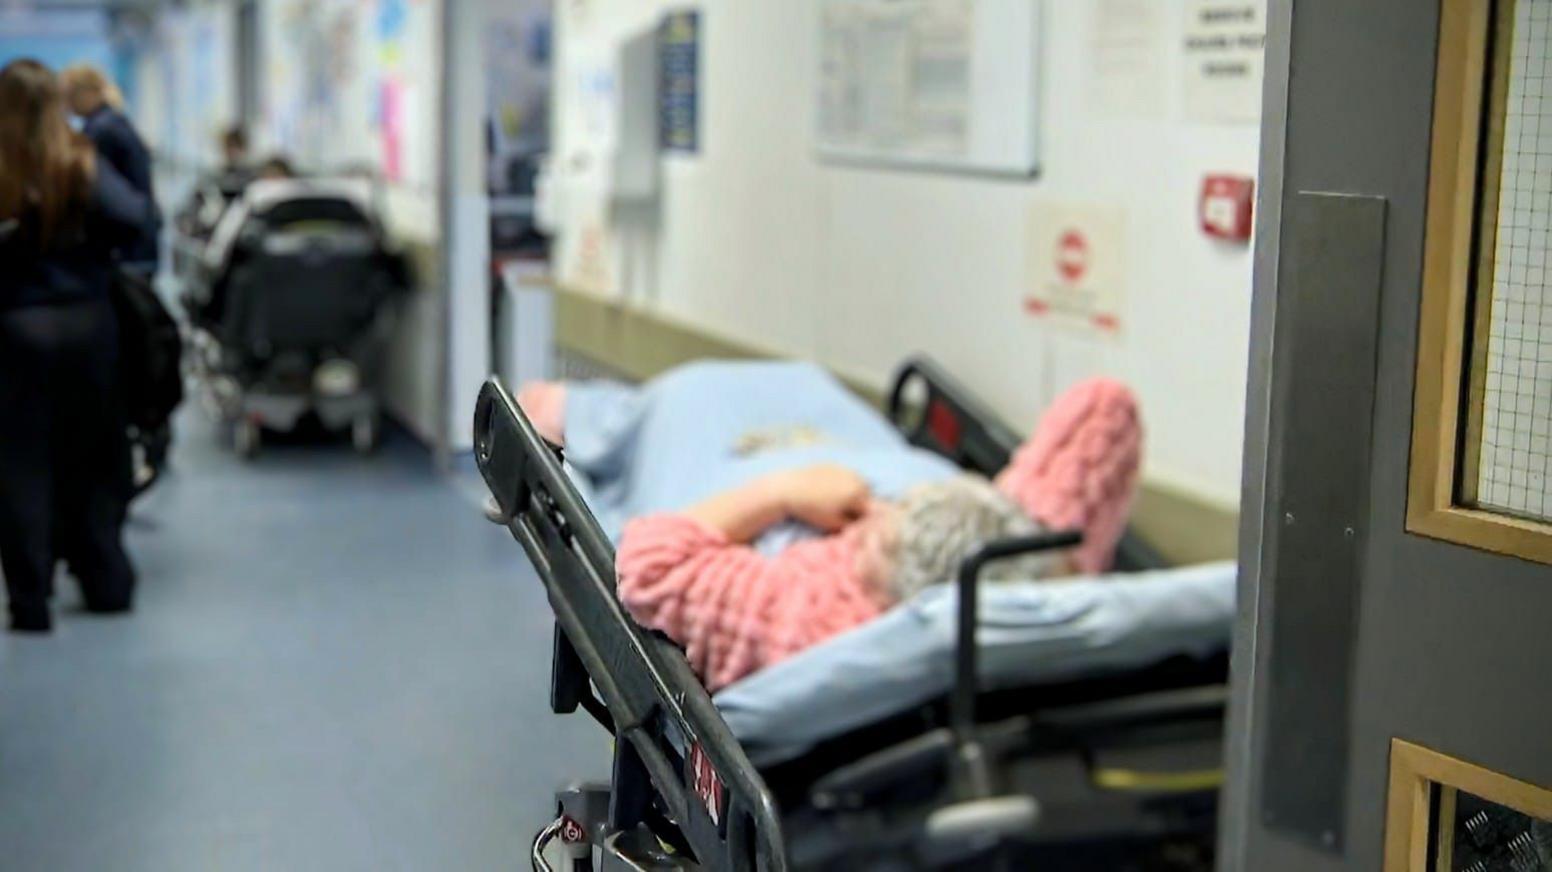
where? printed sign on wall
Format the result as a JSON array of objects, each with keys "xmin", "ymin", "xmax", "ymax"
[
  {"xmin": 567, "ymin": 204, "xmax": 616, "ymax": 295},
  {"xmin": 1182, "ymin": 0, "xmax": 1266, "ymax": 124},
  {"xmin": 658, "ymin": 9, "xmax": 700, "ymax": 153},
  {"xmin": 1089, "ymin": 0, "xmax": 1168, "ymax": 120},
  {"xmin": 1026, "ymin": 202, "xmax": 1128, "ymax": 338}
]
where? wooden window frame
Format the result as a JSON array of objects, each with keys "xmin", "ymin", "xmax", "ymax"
[
  {"xmin": 1384, "ymin": 739, "xmax": 1552, "ymax": 871},
  {"xmin": 1408, "ymin": 0, "xmax": 1552, "ymax": 563}
]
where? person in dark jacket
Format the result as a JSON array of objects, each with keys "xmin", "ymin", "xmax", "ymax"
[
  {"xmin": 64, "ymin": 64, "xmax": 178, "ymax": 483},
  {"xmin": 0, "ymin": 59, "xmax": 157, "ymax": 633},
  {"xmin": 61, "ymin": 64, "xmax": 160, "ymax": 272}
]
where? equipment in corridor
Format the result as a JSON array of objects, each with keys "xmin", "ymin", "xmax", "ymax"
[
  {"xmin": 183, "ymin": 178, "xmax": 408, "ymax": 458},
  {"xmin": 171, "ymin": 167, "xmax": 252, "ymax": 281},
  {"xmin": 111, "ymin": 268, "xmax": 184, "ymax": 496},
  {"xmin": 477, "ymin": 356, "xmax": 1228, "ymax": 871}
]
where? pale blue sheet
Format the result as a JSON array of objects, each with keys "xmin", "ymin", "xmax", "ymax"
[
  {"xmin": 561, "ymin": 360, "xmax": 961, "ymax": 553},
  {"xmin": 715, "ymin": 561, "xmax": 1237, "ymax": 764}
]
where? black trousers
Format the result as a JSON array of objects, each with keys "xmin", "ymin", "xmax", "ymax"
[{"xmin": 0, "ymin": 297, "xmax": 136, "ymax": 625}]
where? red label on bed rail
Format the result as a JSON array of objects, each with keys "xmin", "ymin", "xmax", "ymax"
[
  {"xmin": 927, "ymin": 399, "xmax": 962, "ymax": 451},
  {"xmin": 559, "ymin": 815, "xmax": 587, "ymax": 844},
  {"xmin": 688, "ymin": 742, "xmax": 725, "ymax": 827}
]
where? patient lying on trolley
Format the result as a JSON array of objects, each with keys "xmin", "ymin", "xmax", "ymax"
[{"xmin": 519, "ymin": 368, "xmax": 1142, "ymax": 690}]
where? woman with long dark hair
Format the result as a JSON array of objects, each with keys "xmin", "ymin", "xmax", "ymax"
[{"xmin": 0, "ymin": 59, "xmax": 157, "ymax": 633}]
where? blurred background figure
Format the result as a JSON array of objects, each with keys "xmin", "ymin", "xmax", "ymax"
[
  {"xmin": 172, "ymin": 125, "xmax": 253, "ymax": 259},
  {"xmin": 0, "ymin": 58, "xmax": 157, "ymax": 633},
  {"xmin": 214, "ymin": 125, "xmax": 254, "ymax": 195},
  {"xmin": 60, "ymin": 64, "xmax": 160, "ymax": 277},
  {"xmin": 220, "ymin": 125, "xmax": 249, "ymax": 175}
]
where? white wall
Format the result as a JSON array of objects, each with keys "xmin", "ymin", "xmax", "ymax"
[
  {"xmin": 133, "ymin": 2, "xmax": 238, "ymax": 168},
  {"xmin": 550, "ymin": 1, "xmax": 1258, "ymax": 507},
  {"xmin": 0, "ymin": 8, "xmax": 113, "ymax": 75}
]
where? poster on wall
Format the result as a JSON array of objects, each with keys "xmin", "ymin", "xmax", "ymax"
[
  {"xmin": 1182, "ymin": 0, "xmax": 1266, "ymax": 124},
  {"xmin": 816, "ymin": 0, "xmax": 1042, "ymax": 176},
  {"xmin": 1025, "ymin": 202, "xmax": 1128, "ymax": 339},
  {"xmin": 374, "ymin": 0, "xmax": 410, "ymax": 182},
  {"xmin": 260, "ymin": 0, "xmax": 437, "ymax": 188},
  {"xmin": 1089, "ymin": 0, "xmax": 1168, "ymax": 120},
  {"xmin": 266, "ymin": 0, "xmax": 364, "ymax": 170},
  {"xmin": 568, "ymin": 204, "xmax": 616, "ymax": 296},
  {"xmin": 658, "ymin": 9, "xmax": 700, "ymax": 153},
  {"xmin": 485, "ymin": 0, "xmax": 552, "ymax": 196},
  {"xmin": 819, "ymin": 0, "xmax": 972, "ymax": 157}
]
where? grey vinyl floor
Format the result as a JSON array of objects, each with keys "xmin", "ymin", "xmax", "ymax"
[{"xmin": 0, "ymin": 413, "xmax": 606, "ymax": 870}]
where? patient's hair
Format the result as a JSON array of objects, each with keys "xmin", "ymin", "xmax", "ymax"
[{"xmin": 875, "ymin": 475, "xmax": 1067, "ymax": 602}]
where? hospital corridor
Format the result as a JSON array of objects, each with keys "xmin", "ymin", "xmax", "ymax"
[
  {"xmin": 0, "ymin": 410, "xmax": 607, "ymax": 868},
  {"xmin": 1, "ymin": 1, "xmax": 1550, "ymax": 871}
]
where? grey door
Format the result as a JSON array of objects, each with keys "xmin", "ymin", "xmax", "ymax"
[{"xmin": 1224, "ymin": 0, "xmax": 1552, "ymax": 870}]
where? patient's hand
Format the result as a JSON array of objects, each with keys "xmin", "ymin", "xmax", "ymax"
[{"xmin": 774, "ymin": 465, "xmax": 872, "ymax": 532}]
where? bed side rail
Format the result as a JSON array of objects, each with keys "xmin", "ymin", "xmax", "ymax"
[
  {"xmin": 474, "ymin": 378, "xmax": 787, "ymax": 872},
  {"xmin": 887, "ymin": 354, "xmax": 1169, "ymax": 572}
]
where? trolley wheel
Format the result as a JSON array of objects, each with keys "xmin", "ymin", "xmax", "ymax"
[
  {"xmin": 234, "ymin": 419, "xmax": 261, "ymax": 460},
  {"xmin": 352, "ymin": 414, "xmax": 379, "ymax": 454}
]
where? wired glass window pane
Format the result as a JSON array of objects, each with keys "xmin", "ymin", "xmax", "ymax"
[
  {"xmin": 1470, "ymin": 0, "xmax": 1552, "ymax": 522},
  {"xmin": 1433, "ymin": 789, "xmax": 1552, "ymax": 872}
]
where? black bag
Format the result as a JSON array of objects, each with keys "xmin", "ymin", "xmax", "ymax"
[{"xmin": 111, "ymin": 268, "xmax": 184, "ymax": 431}]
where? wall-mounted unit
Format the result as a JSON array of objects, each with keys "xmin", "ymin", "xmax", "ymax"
[{"xmin": 609, "ymin": 26, "xmax": 661, "ymax": 204}]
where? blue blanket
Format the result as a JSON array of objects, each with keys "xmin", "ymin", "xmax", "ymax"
[
  {"xmin": 716, "ymin": 561, "xmax": 1237, "ymax": 763},
  {"xmin": 562, "ymin": 360, "xmax": 961, "ymax": 552}
]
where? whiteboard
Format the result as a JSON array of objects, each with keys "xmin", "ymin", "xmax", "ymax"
[{"xmin": 816, "ymin": 0, "xmax": 1042, "ymax": 177}]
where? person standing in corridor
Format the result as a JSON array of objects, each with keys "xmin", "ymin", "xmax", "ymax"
[
  {"xmin": 61, "ymin": 64, "xmax": 160, "ymax": 275},
  {"xmin": 0, "ymin": 59, "xmax": 158, "ymax": 632}
]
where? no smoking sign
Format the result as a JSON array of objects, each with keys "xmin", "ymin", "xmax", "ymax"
[
  {"xmin": 1026, "ymin": 203, "xmax": 1126, "ymax": 338},
  {"xmin": 1056, "ymin": 230, "xmax": 1090, "ymax": 284}
]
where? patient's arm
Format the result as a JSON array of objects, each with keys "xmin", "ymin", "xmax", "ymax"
[
  {"xmin": 618, "ymin": 465, "xmax": 873, "ymax": 689},
  {"xmin": 617, "ymin": 514, "xmax": 773, "ymax": 688},
  {"xmin": 685, "ymin": 465, "xmax": 872, "ymax": 543},
  {"xmin": 682, "ymin": 477, "xmax": 790, "ymax": 544}
]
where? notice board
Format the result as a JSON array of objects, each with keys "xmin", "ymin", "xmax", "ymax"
[{"xmin": 816, "ymin": 0, "xmax": 1043, "ymax": 177}]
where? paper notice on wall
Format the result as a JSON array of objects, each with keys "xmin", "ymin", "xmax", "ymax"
[
  {"xmin": 1026, "ymin": 203, "xmax": 1128, "ymax": 339},
  {"xmin": 1182, "ymin": 0, "xmax": 1266, "ymax": 124},
  {"xmin": 568, "ymin": 207, "xmax": 616, "ymax": 296},
  {"xmin": 658, "ymin": 10, "xmax": 700, "ymax": 153},
  {"xmin": 1089, "ymin": 0, "xmax": 1169, "ymax": 120},
  {"xmin": 909, "ymin": 0, "xmax": 973, "ymax": 154},
  {"xmin": 818, "ymin": 0, "xmax": 972, "ymax": 157}
]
